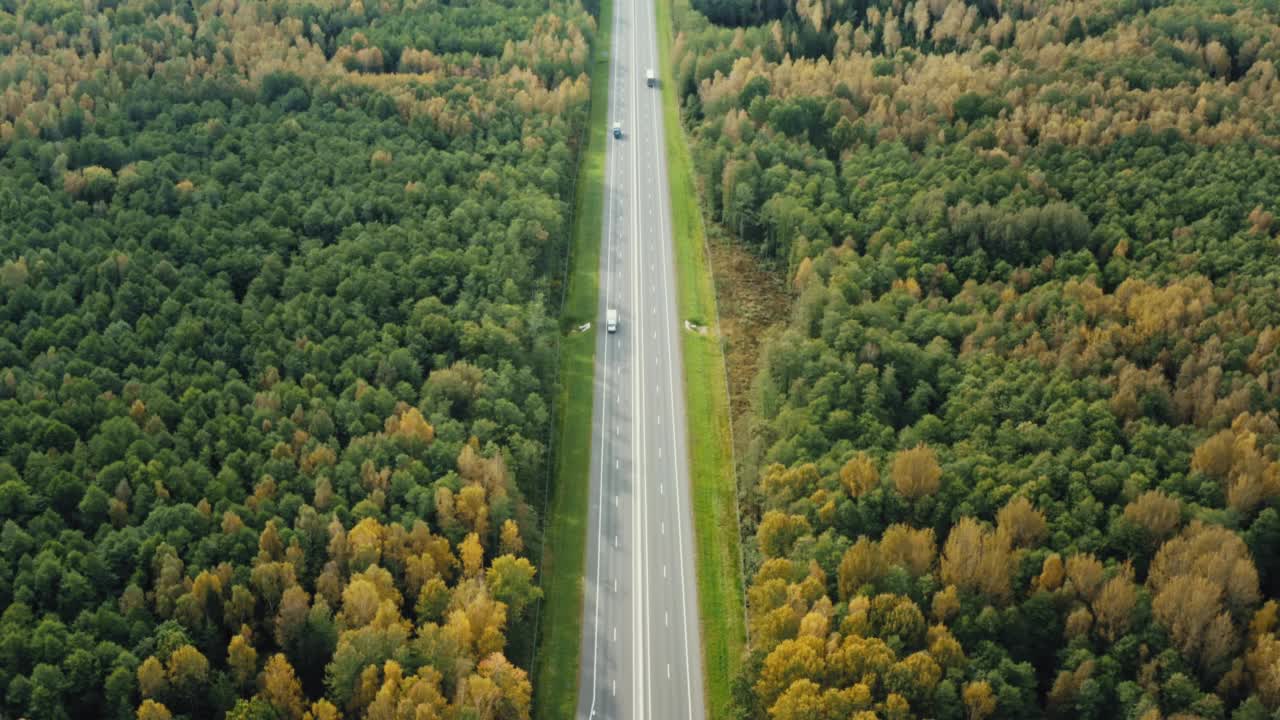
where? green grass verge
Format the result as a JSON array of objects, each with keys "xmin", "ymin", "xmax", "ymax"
[
  {"xmin": 532, "ymin": 0, "xmax": 612, "ymax": 716},
  {"xmin": 654, "ymin": 0, "xmax": 747, "ymax": 715},
  {"xmin": 534, "ymin": 331, "xmax": 593, "ymax": 720}
]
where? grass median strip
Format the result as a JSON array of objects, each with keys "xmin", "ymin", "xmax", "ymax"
[
  {"xmin": 654, "ymin": 0, "xmax": 747, "ymax": 715},
  {"xmin": 532, "ymin": 0, "xmax": 611, "ymax": 715}
]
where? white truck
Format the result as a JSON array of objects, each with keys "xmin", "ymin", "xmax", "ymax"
[
  {"xmin": 646, "ymin": 68, "xmax": 656, "ymax": 87},
  {"xmin": 606, "ymin": 308, "xmax": 618, "ymax": 333}
]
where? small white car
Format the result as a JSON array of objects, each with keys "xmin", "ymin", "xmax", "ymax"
[
  {"xmin": 606, "ymin": 308, "xmax": 618, "ymax": 333},
  {"xmin": 612, "ymin": 122, "xmax": 622, "ymax": 139}
]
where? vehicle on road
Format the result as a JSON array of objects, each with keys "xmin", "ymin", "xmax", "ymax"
[{"xmin": 577, "ymin": 0, "xmax": 707, "ymax": 715}]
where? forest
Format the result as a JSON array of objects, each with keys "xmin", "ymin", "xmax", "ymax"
[
  {"xmin": 0, "ymin": 0, "xmax": 595, "ymax": 716},
  {"xmin": 670, "ymin": 0, "xmax": 1280, "ymax": 718}
]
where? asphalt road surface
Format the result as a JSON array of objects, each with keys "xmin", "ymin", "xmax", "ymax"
[{"xmin": 575, "ymin": 0, "xmax": 706, "ymax": 716}]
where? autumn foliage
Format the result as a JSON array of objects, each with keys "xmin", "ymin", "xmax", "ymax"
[
  {"xmin": 0, "ymin": 0, "xmax": 588, "ymax": 714},
  {"xmin": 703, "ymin": 0, "xmax": 1280, "ymax": 717}
]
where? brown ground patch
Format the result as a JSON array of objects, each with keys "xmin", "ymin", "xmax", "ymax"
[{"xmin": 705, "ymin": 231, "xmax": 791, "ymax": 458}]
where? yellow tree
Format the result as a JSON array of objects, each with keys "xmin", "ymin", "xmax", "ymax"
[
  {"xmin": 768, "ymin": 679, "xmax": 827, "ymax": 720},
  {"xmin": 435, "ymin": 486, "xmax": 459, "ymax": 537},
  {"xmin": 404, "ymin": 551, "xmax": 439, "ymax": 602},
  {"xmin": 1065, "ymin": 554, "xmax": 1105, "ymax": 602},
  {"xmin": 228, "ymin": 629, "xmax": 258, "ymax": 691},
  {"xmin": 792, "ymin": 257, "xmax": 815, "ymax": 292},
  {"xmin": 259, "ymin": 521, "xmax": 285, "ymax": 562},
  {"xmin": 840, "ymin": 452, "xmax": 880, "ymax": 498},
  {"xmin": 940, "ymin": 517, "xmax": 1012, "ymax": 603},
  {"xmin": 797, "ymin": 606, "xmax": 831, "ymax": 639},
  {"xmin": 1191, "ymin": 425, "xmax": 1280, "ymax": 515},
  {"xmin": 365, "ymin": 661, "xmax": 447, "ymax": 720},
  {"xmin": 1123, "ymin": 490, "xmax": 1182, "ymax": 540},
  {"xmin": 348, "ymin": 517, "xmax": 385, "ymax": 570},
  {"xmin": 166, "ymin": 645, "xmax": 209, "ymax": 706},
  {"xmin": 963, "ymin": 680, "xmax": 997, "ymax": 720},
  {"xmin": 152, "ymin": 545, "xmax": 189, "ymax": 619},
  {"xmin": 457, "ymin": 484, "xmax": 490, "ymax": 538},
  {"xmin": 755, "ymin": 636, "xmax": 826, "ymax": 709},
  {"xmin": 477, "ymin": 652, "xmax": 533, "ymax": 719},
  {"xmin": 303, "ymin": 700, "xmax": 341, "ymax": 720},
  {"xmin": 927, "ymin": 625, "xmax": 966, "ymax": 669},
  {"xmin": 826, "ymin": 632, "xmax": 896, "ymax": 688},
  {"xmin": 499, "ymin": 519, "xmax": 523, "ymax": 555},
  {"xmin": 137, "ymin": 656, "xmax": 167, "ymax": 699},
  {"xmin": 275, "ymin": 586, "xmax": 311, "ymax": 649},
  {"xmin": 879, "ymin": 524, "xmax": 936, "ymax": 576},
  {"xmin": 1246, "ymin": 632, "xmax": 1280, "ymax": 709},
  {"xmin": 748, "ymin": 588, "xmax": 802, "ymax": 653},
  {"xmin": 387, "ymin": 407, "xmax": 434, "ymax": 445},
  {"xmin": 185, "ymin": 566, "xmax": 222, "ymax": 622},
  {"xmin": 757, "ymin": 511, "xmax": 812, "ymax": 559},
  {"xmin": 339, "ymin": 578, "xmax": 382, "ymax": 629},
  {"xmin": 886, "ymin": 651, "xmax": 942, "ymax": 706},
  {"xmin": 932, "ymin": 585, "xmax": 960, "ymax": 624},
  {"xmin": 261, "ymin": 653, "xmax": 307, "ymax": 720},
  {"xmin": 314, "ymin": 477, "xmax": 334, "ymax": 510},
  {"xmin": 761, "ymin": 463, "xmax": 821, "ymax": 505},
  {"xmin": 447, "ymin": 579, "xmax": 509, "ymax": 658},
  {"xmin": 222, "ymin": 511, "xmax": 245, "ymax": 534},
  {"xmin": 1064, "ymin": 606, "xmax": 1093, "ymax": 641},
  {"xmin": 136, "ymin": 700, "xmax": 173, "ymax": 720},
  {"xmin": 1037, "ymin": 553, "xmax": 1066, "ymax": 592},
  {"xmin": 996, "ymin": 496, "xmax": 1047, "ymax": 548},
  {"xmin": 838, "ymin": 537, "xmax": 883, "ymax": 600},
  {"xmin": 1148, "ymin": 521, "xmax": 1261, "ymax": 615},
  {"xmin": 460, "ymin": 532, "xmax": 485, "ymax": 578},
  {"xmin": 891, "ymin": 444, "xmax": 943, "ymax": 499},
  {"xmin": 1093, "ymin": 570, "xmax": 1138, "ymax": 642},
  {"xmin": 882, "ymin": 691, "xmax": 912, "ymax": 720},
  {"xmin": 1152, "ymin": 574, "xmax": 1238, "ymax": 671},
  {"xmin": 1048, "ymin": 660, "xmax": 1096, "ymax": 715}
]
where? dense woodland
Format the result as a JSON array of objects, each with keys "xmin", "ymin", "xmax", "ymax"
[
  {"xmin": 672, "ymin": 0, "xmax": 1280, "ymax": 718},
  {"xmin": 0, "ymin": 0, "xmax": 594, "ymax": 716}
]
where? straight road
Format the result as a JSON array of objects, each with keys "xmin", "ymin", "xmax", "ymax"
[{"xmin": 576, "ymin": 0, "xmax": 705, "ymax": 715}]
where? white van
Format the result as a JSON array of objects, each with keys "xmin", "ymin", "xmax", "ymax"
[{"xmin": 606, "ymin": 308, "xmax": 618, "ymax": 333}]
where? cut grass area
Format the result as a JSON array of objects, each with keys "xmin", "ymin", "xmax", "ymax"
[
  {"xmin": 532, "ymin": 0, "xmax": 612, "ymax": 716},
  {"xmin": 654, "ymin": 0, "xmax": 747, "ymax": 715},
  {"xmin": 680, "ymin": 332, "xmax": 744, "ymax": 716}
]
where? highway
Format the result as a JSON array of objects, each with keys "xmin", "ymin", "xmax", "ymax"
[{"xmin": 575, "ymin": 0, "xmax": 706, "ymax": 715}]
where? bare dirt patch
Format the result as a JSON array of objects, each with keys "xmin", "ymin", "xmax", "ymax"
[{"xmin": 705, "ymin": 229, "xmax": 791, "ymax": 454}]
